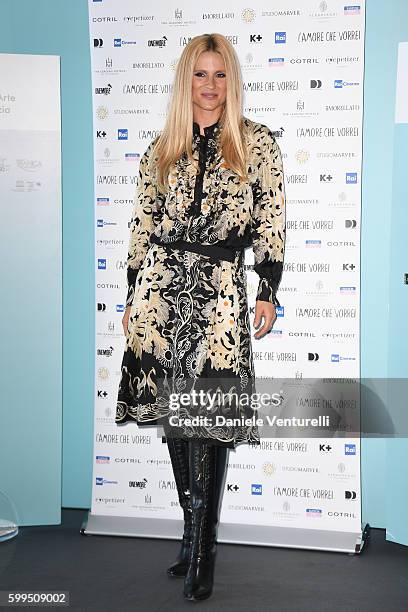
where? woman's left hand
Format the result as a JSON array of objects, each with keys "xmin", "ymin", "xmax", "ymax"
[{"xmin": 253, "ymin": 301, "xmax": 277, "ymax": 339}]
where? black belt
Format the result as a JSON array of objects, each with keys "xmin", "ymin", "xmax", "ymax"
[{"xmin": 150, "ymin": 236, "xmax": 243, "ymax": 263}]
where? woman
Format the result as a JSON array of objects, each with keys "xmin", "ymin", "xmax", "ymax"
[{"xmin": 116, "ymin": 33, "xmax": 286, "ymax": 601}]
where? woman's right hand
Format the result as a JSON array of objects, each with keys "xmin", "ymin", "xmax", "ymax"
[{"xmin": 122, "ymin": 305, "xmax": 132, "ymax": 337}]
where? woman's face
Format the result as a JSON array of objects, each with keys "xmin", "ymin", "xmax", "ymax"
[{"xmin": 192, "ymin": 51, "xmax": 227, "ymax": 116}]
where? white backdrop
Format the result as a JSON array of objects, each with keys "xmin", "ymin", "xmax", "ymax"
[{"xmin": 87, "ymin": 0, "xmax": 365, "ymax": 550}]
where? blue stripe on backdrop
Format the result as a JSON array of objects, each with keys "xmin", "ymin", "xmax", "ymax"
[
  {"xmin": 361, "ymin": 0, "xmax": 408, "ymax": 543},
  {"xmin": 360, "ymin": 0, "xmax": 396, "ymax": 532},
  {"xmin": 385, "ymin": 121, "xmax": 408, "ymax": 546}
]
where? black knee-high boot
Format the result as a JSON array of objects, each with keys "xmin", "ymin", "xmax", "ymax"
[
  {"xmin": 165, "ymin": 436, "xmax": 192, "ymax": 577},
  {"xmin": 183, "ymin": 440, "xmax": 229, "ymax": 601}
]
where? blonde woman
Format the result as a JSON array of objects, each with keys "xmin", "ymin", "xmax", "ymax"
[{"xmin": 116, "ymin": 33, "xmax": 286, "ymax": 602}]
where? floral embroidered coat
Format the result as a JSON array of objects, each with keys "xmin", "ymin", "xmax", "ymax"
[{"xmin": 116, "ymin": 116, "xmax": 286, "ymax": 448}]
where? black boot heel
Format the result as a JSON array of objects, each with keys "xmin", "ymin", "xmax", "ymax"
[{"xmin": 167, "ymin": 532, "xmax": 191, "ymax": 577}]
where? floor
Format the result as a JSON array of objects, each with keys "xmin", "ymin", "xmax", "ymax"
[{"xmin": 0, "ymin": 509, "xmax": 407, "ymax": 611}]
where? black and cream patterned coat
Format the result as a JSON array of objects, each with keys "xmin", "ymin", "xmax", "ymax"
[{"xmin": 116, "ymin": 117, "xmax": 286, "ymax": 448}]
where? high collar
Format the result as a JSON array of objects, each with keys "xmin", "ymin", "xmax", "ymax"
[{"xmin": 193, "ymin": 119, "xmax": 220, "ymax": 138}]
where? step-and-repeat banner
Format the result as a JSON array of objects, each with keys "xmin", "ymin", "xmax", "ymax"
[{"xmin": 88, "ymin": 0, "xmax": 365, "ymax": 548}]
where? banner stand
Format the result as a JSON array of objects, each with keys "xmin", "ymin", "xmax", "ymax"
[
  {"xmin": 88, "ymin": 0, "xmax": 367, "ymax": 551},
  {"xmin": 80, "ymin": 513, "xmax": 370, "ymax": 555}
]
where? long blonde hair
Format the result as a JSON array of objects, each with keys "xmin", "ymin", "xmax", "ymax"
[{"xmin": 153, "ymin": 33, "xmax": 248, "ymax": 193}]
